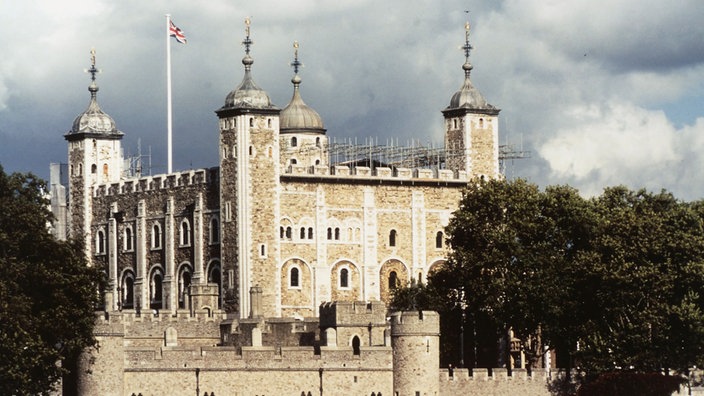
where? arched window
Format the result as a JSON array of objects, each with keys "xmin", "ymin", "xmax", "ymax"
[
  {"xmin": 340, "ymin": 268, "xmax": 349, "ymax": 288},
  {"xmin": 102, "ymin": 163, "xmax": 108, "ymax": 177},
  {"xmin": 124, "ymin": 226, "xmax": 133, "ymax": 251},
  {"xmin": 352, "ymin": 335, "xmax": 361, "ymax": 355},
  {"xmin": 307, "ymin": 227, "xmax": 314, "ymax": 240},
  {"xmin": 479, "ymin": 118, "xmax": 484, "ymax": 128},
  {"xmin": 91, "ymin": 164, "xmax": 97, "ymax": 174},
  {"xmin": 178, "ymin": 265, "xmax": 192, "ymax": 309},
  {"xmin": 249, "ymin": 145, "xmax": 254, "ymax": 156},
  {"xmin": 290, "ymin": 267, "xmax": 300, "ymax": 288},
  {"xmin": 334, "ymin": 227, "xmax": 340, "ymax": 240},
  {"xmin": 316, "ymin": 137, "xmax": 321, "ymax": 147},
  {"xmin": 280, "ymin": 226, "xmax": 285, "ymax": 239},
  {"xmin": 150, "ymin": 268, "xmax": 163, "ymax": 310},
  {"xmin": 249, "ymin": 117, "xmax": 254, "ymax": 127},
  {"xmin": 389, "ymin": 271, "xmax": 398, "ymax": 290},
  {"xmin": 327, "ymin": 227, "xmax": 332, "ymax": 240},
  {"xmin": 210, "ymin": 217, "xmax": 220, "ymax": 244},
  {"xmin": 180, "ymin": 220, "xmax": 191, "ymax": 246},
  {"xmin": 291, "ymin": 136, "xmax": 298, "ymax": 147},
  {"xmin": 389, "ymin": 229, "xmax": 397, "ymax": 247},
  {"xmin": 96, "ymin": 229, "xmax": 106, "ymax": 254},
  {"xmin": 291, "ymin": 158, "xmax": 298, "ymax": 165},
  {"xmin": 267, "ymin": 118, "xmax": 272, "ymax": 128},
  {"xmin": 121, "ymin": 271, "xmax": 135, "ymax": 309},
  {"xmin": 152, "ymin": 223, "xmax": 162, "ymax": 249},
  {"xmin": 286, "ymin": 226, "xmax": 292, "ymax": 240},
  {"xmin": 300, "ymin": 227, "xmax": 306, "ymax": 240},
  {"xmin": 208, "ymin": 262, "xmax": 222, "ymax": 308},
  {"xmin": 435, "ymin": 231, "xmax": 443, "ymax": 249}
]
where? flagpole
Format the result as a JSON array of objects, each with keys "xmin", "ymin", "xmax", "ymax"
[{"xmin": 166, "ymin": 14, "xmax": 173, "ymax": 174}]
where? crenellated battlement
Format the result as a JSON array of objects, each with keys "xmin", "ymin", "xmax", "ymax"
[
  {"xmin": 319, "ymin": 301, "xmax": 387, "ymax": 329},
  {"xmin": 92, "ymin": 167, "xmax": 219, "ymax": 197},
  {"xmin": 439, "ymin": 368, "xmax": 555, "ymax": 396},
  {"xmin": 283, "ymin": 165, "xmax": 469, "ymax": 183},
  {"xmin": 94, "ymin": 309, "xmax": 227, "ymax": 323},
  {"xmin": 390, "ymin": 310, "xmax": 440, "ymax": 336}
]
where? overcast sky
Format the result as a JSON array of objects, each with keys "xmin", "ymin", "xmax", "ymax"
[{"xmin": 2, "ymin": 0, "xmax": 704, "ymax": 199}]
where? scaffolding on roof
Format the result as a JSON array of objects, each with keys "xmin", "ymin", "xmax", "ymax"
[{"xmin": 325, "ymin": 137, "xmax": 529, "ymax": 175}]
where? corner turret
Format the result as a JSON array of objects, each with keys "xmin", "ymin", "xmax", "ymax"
[{"xmin": 442, "ymin": 20, "xmax": 500, "ymax": 180}]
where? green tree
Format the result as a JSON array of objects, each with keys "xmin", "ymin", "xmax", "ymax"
[
  {"xmin": 576, "ymin": 187, "xmax": 704, "ymax": 375},
  {"xmin": 0, "ymin": 165, "xmax": 103, "ymax": 395},
  {"xmin": 392, "ymin": 178, "xmax": 704, "ymax": 386}
]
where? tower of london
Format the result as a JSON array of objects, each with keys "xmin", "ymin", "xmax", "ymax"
[{"xmin": 49, "ymin": 19, "xmax": 552, "ymax": 396}]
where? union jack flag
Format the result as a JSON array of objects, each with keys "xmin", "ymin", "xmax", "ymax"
[{"xmin": 169, "ymin": 20, "xmax": 187, "ymax": 44}]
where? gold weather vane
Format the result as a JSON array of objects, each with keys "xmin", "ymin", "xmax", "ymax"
[
  {"xmin": 291, "ymin": 41, "xmax": 302, "ymax": 74},
  {"xmin": 243, "ymin": 17, "xmax": 253, "ymax": 54},
  {"xmin": 87, "ymin": 48, "xmax": 100, "ymax": 82}
]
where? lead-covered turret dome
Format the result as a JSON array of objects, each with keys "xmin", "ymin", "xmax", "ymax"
[
  {"xmin": 444, "ymin": 21, "xmax": 499, "ymax": 114},
  {"xmin": 220, "ymin": 19, "xmax": 276, "ymax": 111},
  {"xmin": 66, "ymin": 53, "xmax": 123, "ymax": 139},
  {"xmin": 280, "ymin": 43, "xmax": 325, "ymax": 134}
]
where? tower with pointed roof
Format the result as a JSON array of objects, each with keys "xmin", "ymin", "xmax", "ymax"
[
  {"xmin": 64, "ymin": 49, "xmax": 124, "ymax": 251},
  {"xmin": 443, "ymin": 20, "xmax": 500, "ymax": 180},
  {"xmin": 279, "ymin": 41, "xmax": 328, "ymax": 170},
  {"xmin": 215, "ymin": 18, "xmax": 282, "ymax": 317}
]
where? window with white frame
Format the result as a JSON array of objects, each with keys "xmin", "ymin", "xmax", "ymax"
[
  {"xmin": 123, "ymin": 226, "xmax": 134, "ymax": 252},
  {"xmin": 180, "ymin": 219, "xmax": 191, "ymax": 246}
]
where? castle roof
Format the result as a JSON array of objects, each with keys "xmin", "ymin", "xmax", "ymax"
[
  {"xmin": 66, "ymin": 49, "xmax": 123, "ymax": 140},
  {"xmin": 280, "ymin": 42, "xmax": 325, "ymax": 134},
  {"xmin": 220, "ymin": 18, "xmax": 277, "ymax": 112},
  {"xmin": 444, "ymin": 21, "xmax": 499, "ymax": 115}
]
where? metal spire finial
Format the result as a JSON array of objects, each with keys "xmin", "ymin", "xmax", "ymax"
[
  {"xmin": 87, "ymin": 48, "xmax": 100, "ymax": 82},
  {"xmin": 290, "ymin": 41, "xmax": 302, "ymax": 75},
  {"xmin": 243, "ymin": 17, "xmax": 253, "ymax": 55},
  {"xmin": 461, "ymin": 12, "xmax": 473, "ymax": 77}
]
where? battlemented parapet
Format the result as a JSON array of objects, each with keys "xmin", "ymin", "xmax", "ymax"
[
  {"xmin": 440, "ymin": 368, "xmax": 551, "ymax": 396},
  {"xmin": 282, "ymin": 164, "xmax": 469, "ymax": 184},
  {"xmin": 92, "ymin": 167, "xmax": 218, "ymax": 197}
]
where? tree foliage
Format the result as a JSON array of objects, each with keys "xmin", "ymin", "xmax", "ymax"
[
  {"xmin": 0, "ymin": 164, "xmax": 103, "ymax": 395},
  {"xmin": 392, "ymin": 178, "xmax": 704, "ymax": 382}
]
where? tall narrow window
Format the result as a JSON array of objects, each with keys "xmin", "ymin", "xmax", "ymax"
[
  {"xmin": 389, "ymin": 271, "xmax": 398, "ymax": 290},
  {"xmin": 308, "ymin": 227, "xmax": 314, "ymax": 240},
  {"xmin": 300, "ymin": 227, "xmax": 306, "ymax": 240},
  {"xmin": 352, "ymin": 336, "xmax": 361, "ymax": 355},
  {"xmin": 327, "ymin": 227, "xmax": 333, "ymax": 240},
  {"xmin": 334, "ymin": 227, "xmax": 340, "ymax": 241},
  {"xmin": 290, "ymin": 267, "xmax": 300, "ymax": 288},
  {"xmin": 210, "ymin": 217, "xmax": 220, "ymax": 244},
  {"xmin": 178, "ymin": 266, "xmax": 192, "ymax": 309},
  {"xmin": 124, "ymin": 227, "xmax": 133, "ymax": 251},
  {"xmin": 152, "ymin": 224, "xmax": 161, "ymax": 249},
  {"xmin": 181, "ymin": 220, "xmax": 191, "ymax": 246},
  {"xmin": 435, "ymin": 231, "xmax": 443, "ymax": 249},
  {"xmin": 340, "ymin": 268, "xmax": 349, "ymax": 288},
  {"xmin": 389, "ymin": 229, "xmax": 397, "ymax": 247},
  {"xmin": 286, "ymin": 226, "xmax": 292, "ymax": 240},
  {"xmin": 151, "ymin": 269, "xmax": 163, "ymax": 310},
  {"xmin": 96, "ymin": 229, "xmax": 105, "ymax": 254},
  {"xmin": 291, "ymin": 136, "xmax": 298, "ymax": 147},
  {"xmin": 122, "ymin": 274, "xmax": 134, "ymax": 309}
]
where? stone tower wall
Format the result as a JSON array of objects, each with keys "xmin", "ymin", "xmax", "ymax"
[{"xmin": 391, "ymin": 310, "xmax": 440, "ymax": 396}]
